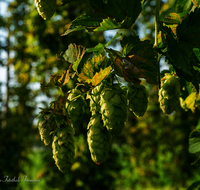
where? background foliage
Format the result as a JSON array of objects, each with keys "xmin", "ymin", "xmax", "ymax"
[{"xmin": 0, "ymin": 0, "xmax": 200, "ymax": 189}]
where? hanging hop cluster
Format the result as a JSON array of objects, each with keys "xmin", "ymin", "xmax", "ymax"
[
  {"xmin": 65, "ymin": 89, "xmax": 87, "ymax": 127},
  {"xmin": 87, "ymin": 83, "xmax": 112, "ymax": 164},
  {"xmin": 158, "ymin": 73, "xmax": 181, "ymax": 115},
  {"xmin": 127, "ymin": 84, "xmax": 148, "ymax": 117},
  {"xmin": 52, "ymin": 124, "xmax": 75, "ymax": 173},
  {"xmin": 37, "ymin": 109, "xmax": 56, "ymax": 146},
  {"xmin": 87, "ymin": 115, "xmax": 112, "ymax": 165},
  {"xmin": 100, "ymin": 83, "xmax": 128, "ymax": 135},
  {"xmin": 35, "ymin": 0, "xmax": 56, "ymax": 20}
]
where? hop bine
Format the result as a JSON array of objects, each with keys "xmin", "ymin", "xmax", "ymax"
[
  {"xmin": 158, "ymin": 73, "xmax": 181, "ymax": 115},
  {"xmin": 52, "ymin": 123, "xmax": 75, "ymax": 173},
  {"xmin": 35, "ymin": 0, "xmax": 56, "ymax": 20},
  {"xmin": 127, "ymin": 84, "xmax": 148, "ymax": 117}
]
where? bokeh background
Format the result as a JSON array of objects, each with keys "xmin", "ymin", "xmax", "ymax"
[{"xmin": 0, "ymin": 0, "xmax": 200, "ymax": 189}]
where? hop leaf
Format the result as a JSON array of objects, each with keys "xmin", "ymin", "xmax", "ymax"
[
  {"xmin": 35, "ymin": 0, "xmax": 56, "ymax": 20},
  {"xmin": 127, "ymin": 84, "xmax": 148, "ymax": 117},
  {"xmin": 52, "ymin": 124, "xmax": 75, "ymax": 173},
  {"xmin": 158, "ymin": 73, "xmax": 181, "ymax": 115}
]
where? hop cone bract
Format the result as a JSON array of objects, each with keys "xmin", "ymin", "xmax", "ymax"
[
  {"xmin": 35, "ymin": 0, "xmax": 56, "ymax": 20},
  {"xmin": 52, "ymin": 124, "xmax": 75, "ymax": 173},
  {"xmin": 37, "ymin": 109, "xmax": 56, "ymax": 146},
  {"xmin": 127, "ymin": 84, "xmax": 148, "ymax": 117},
  {"xmin": 158, "ymin": 73, "xmax": 181, "ymax": 115},
  {"xmin": 100, "ymin": 83, "xmax": 127, "ymax": 135},
  {"xmin": 65, "ymin": 89, "xmax": 87, "ymax": 127},
  {"xmin": 87, "ymin": 115, "xmax": 112, "ymax": 164}
]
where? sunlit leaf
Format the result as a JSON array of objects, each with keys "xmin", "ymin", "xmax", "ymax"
[
  {"xmin": 192, "ymin": 0, "xmax": 200, "ymax": 8},
  {"xmin": 61, "ymin": 43, "xmax": 86, "ymax": 72},
  {"xmin": 77, "ymin": 55, "xmax": 112, "ymax": 86}
]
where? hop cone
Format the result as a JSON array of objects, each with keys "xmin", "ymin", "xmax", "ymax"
[
  {"xmin": 100, "ymin": 83, "xmax": 128, "ymax": 135},
  {"xmin": 127, "ymin": 84, "xmax": 148, "ymax": 117},
  {"xmin": 65, "ymin": 89, "xmax": 87, "ymax": 127},
  {"xmin": 88, "ymin": 83, "xmax": 104, "ymax": 116},
  {"xmin": 37, "ymin": 109, "xmax": 56, "ymax": 146},
  {"xmin": 87, "ymin": 115, "xmax": 112, "ymax": 164},
  {"xmin": 158, "ymin": 73, "xmax": 180, "ymax": 115},
  {"xmin": 35, "ymin": 0, "xmax": 56, "ymax": 20},
  {"xmin": 52, "ymin": 124, "xmax": 75, "ymax": 173}
]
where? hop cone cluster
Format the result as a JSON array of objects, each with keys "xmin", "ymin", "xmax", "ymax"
[
  {"xmin": 65, "ymin": 89, "xmax": 87, "ymax": 127},
  {"xmin": 127, "ymin": 84, "xmax": 148, "ymax": 117},
  {"xmin": 87, "ymin": 115, "xmax": 111, "ymax": 164},
  {"xmin": 35, "ymin": 0, "xmax": 56, "ymax": 20},
  {"xmin": 52, "ymin": 124, "xmax": 75, "ymax": 173},
  {"xmin": 158, "ymin": 73, "xmax": 181, "ymax": 115},
  {"xmin": 100, "ymin": 83, "xmax": 127, "ymax": 135},
  {"xmin": 37, "ymin": 109, "xmax": 56, "ymax": 146}
]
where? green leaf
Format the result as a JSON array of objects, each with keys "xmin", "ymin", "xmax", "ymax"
[
  {"xmin": 120, "ymin": 36, "xmax": 158, "ymax": 84},
  {"xmin": 94, "ymin": 17, "xmax": 133, "ymax": 32},
  {"xmin": 176, "ymin": 8, "xmax": 200, "ymax": 47},
  {"xmin": 61, "ymin": 43, "xmax": 87, "ymax": 72},
  {"xmin": 187, "ymin": 181, "xmax": 200, "ymax": 190},
  {"xmin": 87, "ymin": 0, "xmax": 142, "ymax": 23},
  {"xmin": 63, "ymin": 14, "xmax": 133, "ymax": 35},
  {"xmin": 160, "ymin": 12, "xmax": 187, "ymax": 25},
  {"xmin": 166, "ymin": 36, "xmax": 193, "ymax": 75},
  {"xmin": 189, "ymin": 129, "xmax": 200, "ymax": 153},
  {"xmin": 192, "ymin": 0, "xmax": 200, "ymax": 8},
  {"xmin": 173, "ymin": 0, "xmax": 193, "ymax": 13},
  {"xmin": 77, "ymin": 55, "xmax": 112, "ymax": 86},
  {"xmin": 159, "ymin": 0, "xmax": 193, "ymax": 24},
  {"xmin": 86, "ymin": 43, "xmax": 105, "ymax": 56}
]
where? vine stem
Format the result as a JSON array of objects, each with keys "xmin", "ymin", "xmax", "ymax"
[
  {"xmin": 155, "ymin": 0, "xmax": 161, "ymax": 89},
  {"xmin": 154, "ymin": 0, "xmax": 160, "ymax": 47}
]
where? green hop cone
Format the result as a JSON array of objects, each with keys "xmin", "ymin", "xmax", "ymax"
[
  {"xmin": 87, "ymin": 82, "xmax": 104, "ymax": 116},
  {"xmin": 127, "ymin": 84, "xmax": 148, "ymax": 117},
  {"xmin": 65, "ymin": 89, "xmax": 87, "ymax": 127},
  {"xmin": 158, "ymin": 73, "xmax": 181, "ymax": 115},
  {"xmin": 35, "ymin": 0, "xmax": 56, "ymax": 20},
  {"xmin": 52, "ymin": 124, "xmax": 75, "ymax": 173},
  {"xmin": 87, "ymin": 115, "xmax": 112, "ymax": 165},
  {"xmin": 37, "ymin": 109, "xmax": 56, "ymax": 146},
  {"xmin": 100, "ymin": 83, "xmax": 128, "ymax": 135}
]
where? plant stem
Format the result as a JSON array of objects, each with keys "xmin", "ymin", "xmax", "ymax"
[
  {"xmin": 155, "ymin": 0, "xmax": 161, "ymax": 89},
  {"xmin": 154, "ymin": 0, "xmax": 160, "ymax": 47}
]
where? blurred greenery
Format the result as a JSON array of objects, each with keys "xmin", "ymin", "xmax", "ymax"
[{"xmin": 0, "ymin": 0, "xmax": 200, "ymax": 190}]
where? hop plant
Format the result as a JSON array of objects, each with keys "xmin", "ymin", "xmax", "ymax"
[
  {"xmin": 65, "ymin": 89, "xmax": 87, "ymax": 127},
  {"xmin": 100, "ymin": 83, "xmax": 128, "ymax": 135},
  {"xmin": 37, "ymin": 109, "xmax": 56, "ymax": 146},
  {"xmin": 35, "ymin": 0, "xmax": 56, "ymax": 20},
  {"xmin": 87, "ymin": 115, "xmax": 112, "ymax": 164},
  {"xmin": 52, "ymin": 124, "xmax": 75, "ymax": 173},
  {"xmin": 158, "ymin": 73, "xmax": 181, "ymax": 115},
  {"xmin": 127, "ymin": 84, "xmax": 148, "ymax": 117}
]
